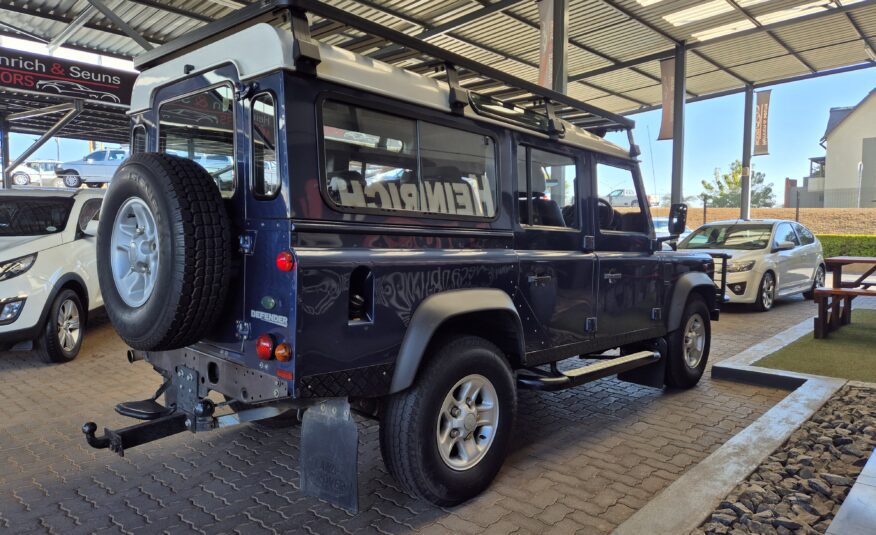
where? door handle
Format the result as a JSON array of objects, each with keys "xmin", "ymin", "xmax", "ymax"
[
  {"xmin": 603, "ymin": 272, "xmax": 623, "ymax": 284},
  {"xmin": 527, "ymin": 274, "xmax": 552, "ymax": 284}
]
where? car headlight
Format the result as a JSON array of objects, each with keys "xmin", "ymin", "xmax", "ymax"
[
  {"xmin": 727, "ymin": 260, "xmax": 756, "ymax": 273},
  {"xmin": 0, "ymin": 254, "xmax": 37, "ymax": 282}
]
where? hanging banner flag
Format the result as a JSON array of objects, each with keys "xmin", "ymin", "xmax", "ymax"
[
  {"xmin": 754, "ymin": 89, "xmax": 771, "ymax": 156},
  {"xmin": 537, "ymin": 0, "xmax": 555, "ymax": 89},
  {"xmin": 658, "ymin": 58, "xmax": 675, "ymax": 140}
]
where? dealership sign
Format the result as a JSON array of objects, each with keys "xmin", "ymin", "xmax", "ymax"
[{"xmin": 0, "ymin": 46, "xmax": 136, "ymax": 106}]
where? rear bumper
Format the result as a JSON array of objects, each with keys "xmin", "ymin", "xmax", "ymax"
[{"xmin": 141, "ymin": 345, "xmax": 290, "ymax": 404}]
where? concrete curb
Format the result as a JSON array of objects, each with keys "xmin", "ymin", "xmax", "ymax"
[{"xmin": 613, "ymin": 316, "xmax": 846, "ymax": 535}]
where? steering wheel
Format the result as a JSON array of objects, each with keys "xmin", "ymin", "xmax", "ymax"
[{"xmin": 597, "ymin": 197, "xmax": 615, "ymax": 229}]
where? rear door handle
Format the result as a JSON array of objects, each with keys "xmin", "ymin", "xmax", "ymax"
[{"xmin": 528, "ymin": 274, "xmax": 552, "ymax": 284}]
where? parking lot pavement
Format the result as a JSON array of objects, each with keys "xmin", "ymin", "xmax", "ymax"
[{"xmin": 0, "ymin": 298, "xmax": 826, "ymax": 535}]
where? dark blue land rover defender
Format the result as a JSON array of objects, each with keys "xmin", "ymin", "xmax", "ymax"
[{"xmin": 84, "ymin": 0, "xmax": 726, "ymax": 510}]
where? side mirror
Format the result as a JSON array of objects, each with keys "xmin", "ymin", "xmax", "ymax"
[
  {"xmin": 78, "ymin": 220, "xmax": 98, "ymax": 238},
  {"xmin": 775, "ymin": 240, "xmax": 795, "ymax": 251},
  {"xmin": 667, "ymin": 203, "xmax": 688, "ymax": 236}
]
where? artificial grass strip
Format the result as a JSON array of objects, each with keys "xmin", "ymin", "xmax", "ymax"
[{"xmin": 754, "ymin": 309, "xmax": 876, "ymax": 383}]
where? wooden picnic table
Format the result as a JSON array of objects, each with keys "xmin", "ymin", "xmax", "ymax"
[{"xmin": 814, "ymin": 256, "xmax": 876, "ymax": 338}]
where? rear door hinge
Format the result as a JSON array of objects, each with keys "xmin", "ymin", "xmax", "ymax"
[
  {"xmin": 235, "ymin": 320, "xmax": 251, "ymax": 340},
  {"xmin": 651, "ymin": 308, "xmax": 662, "ymax": 321},
  {"xmin": 239, "ymin": 232, "xmax": 256, "ymax": 255}
]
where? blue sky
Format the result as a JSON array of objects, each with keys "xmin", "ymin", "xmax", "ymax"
[
  {"xmin": 607, "ymin": 67, "xmax": 876, "ymax": 204},
  {"xmin": 8, "ymin": 66, "xmax": 876, "ymax": 203}
]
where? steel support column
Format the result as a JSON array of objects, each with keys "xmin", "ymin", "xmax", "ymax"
[
  {"xmin": 6, "ymin": 101, "xmax": 83, "ymax": 178},
  {"xmin": 551, "ymin": 0, "xmax": 569, "ymax": 94},
  {"xmin": 0, "ymin": 114, "xmax": 10, "ymax": 189},
  {"xmin": 740, "ymin": 85, "xmax": 754, "ymax": 220},
  {"xmin": 670, "ymin": 43, "xmax": 686, "ymax": 205}
]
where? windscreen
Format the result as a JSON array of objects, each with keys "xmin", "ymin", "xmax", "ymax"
[
  {"xmin": 680, "ymin": 224, "xmax": 773, "ymax": 251},
  {"xmin": 0, "ymin": 197, "xmax": 74, "ymax": 236}
]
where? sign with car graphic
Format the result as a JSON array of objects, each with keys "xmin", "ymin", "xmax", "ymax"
[{"xmin": 0, "ymin": 46, "xmax": 136, "ymax": 106}]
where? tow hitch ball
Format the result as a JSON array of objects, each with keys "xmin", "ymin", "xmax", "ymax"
[{"xmin": 82, "ymin": 412, "xmax": 189, "ymax": 457}]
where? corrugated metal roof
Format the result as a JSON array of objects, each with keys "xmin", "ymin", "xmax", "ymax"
[{"xmin": 0, "ymin": 0, "xmax": 874, "ymax": 125}]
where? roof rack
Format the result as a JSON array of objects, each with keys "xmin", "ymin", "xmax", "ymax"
[{"xmin": 135, "ymin": 0, "xmax": 634, "ymax": 133}]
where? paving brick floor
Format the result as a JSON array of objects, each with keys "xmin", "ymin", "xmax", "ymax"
[{"xmin": 1, "ymin": 295, "xmax": 839, "ymax": 534}]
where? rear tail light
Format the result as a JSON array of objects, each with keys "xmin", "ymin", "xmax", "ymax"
[
  {"xmin": 256, "ymin": 334, "xmax": 275, "ymax": 360},
  {"xmin": 276, "ymin": 251, "xmax": 296, "ymax": 272}
]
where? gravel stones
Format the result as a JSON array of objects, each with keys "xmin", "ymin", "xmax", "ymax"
[{"xmin": 696, "ymin": 385, "xmax": 876, "ymax": 534}]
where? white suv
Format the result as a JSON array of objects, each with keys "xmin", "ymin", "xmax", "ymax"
[
  {"xmin": 57, "ymin": 149, "xmax": 129, "ymax": 188},
  {"xmin": 9, "ymin": 160, "xmax": 62, "ymax": 187},
  {"xmin": 0, "ymin": 189, "xmax": 104, "ymax": 362}
]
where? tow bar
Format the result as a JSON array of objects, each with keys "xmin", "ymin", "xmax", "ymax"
[{"xmin": 83, "ymin": 413, "xmax": 188, "ymax": 456}]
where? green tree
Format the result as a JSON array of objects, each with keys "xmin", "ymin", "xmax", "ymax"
[{"xmin": 701, "ymin": 160, "xmax": 775, "ymax": 208}]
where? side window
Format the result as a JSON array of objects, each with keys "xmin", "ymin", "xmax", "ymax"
[
  {"xmin": 109, "ymin": 150, "xmax": 127, "ymax": 161},
  {"xmin": 87, "ymin": 151, "xmax": 106, "ymax": 162},
  {"xmin": 322, "ymin": 100, "xmax": 497, "ymax": 218},
  {"xmin": 794, "ymin": 223, "xmax": 815, "ymax": 245},
  {"xmin": 252, "ymin": 93, "xmax": 280, "ymax": 199},
  {"xmin": 596, "ymin": 163, "xmax": 645, "ymax": 233},
  {"xmin": 775, "ymin": 223, "xmax": 800, "ymax": 247},
  {"xmin": 517, "ymin": 146, "xmax": 577, "ymax": 228},
  {"xmin": 158, "ymin": 85, "xmax": 235, "ymax": 198},
  {"xmin": 131, "ymin": 126, "xmax": 146, "ymax": 154}
]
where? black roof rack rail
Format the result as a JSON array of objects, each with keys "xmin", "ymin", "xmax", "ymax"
[{"xmin": 134, "ymin": 0, "xmax": 634, "ymax": 132}]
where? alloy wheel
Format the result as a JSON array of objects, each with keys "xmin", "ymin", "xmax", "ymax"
[
  {"xmin": 762, "ymin": 273, "xmax": 775, "ymax": 310},
  {"xmin": 436, "ymin": 374, "xmax": 499, "ymax": 471},
  {"xmin": 110, "ymin": 197, "xmax": 160, "ymax": 307},
  {"xmin": 683, "ymin": 313, "xmax": 706, "ymax": 368},
  {"xmin": 56, "ymin": 299, "xmax": 81, "ymax": 352}
]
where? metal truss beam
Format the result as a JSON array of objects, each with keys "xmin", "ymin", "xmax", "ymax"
[
  {"xmin": 86, "ymin": 0, "xmax": 154, "ymax": 51},
  {"xmin": 48, "ymin": 5, "xmax": 98, "ymax": 52},
  {"xmin": 372, "ymin": 0, "xmax": 525, "ymax": 60},
  {"xmin": 833, "ymin": 0, "xmax": 876, "ymax": 61},
  {"xmin": 346, "ymin": 0, "xmax": 649, "ymax": 110},
  {"xmin": 724, "ymin": 0, "xmax": 816, "ymax": 73},
  {"xmin": 0, "ymin": 21, "xmax": 48, "ymax": 43},
  {"xmin": 595, "ymin": 0, "xmax": 751, "ymax": 85},
  {"xmin": 621, "ymin": 61, "xmax": 876, "ymax": 116},
  {"xmin": 3, "ymin": 101, "xmax": 83, "ymax": 184}
]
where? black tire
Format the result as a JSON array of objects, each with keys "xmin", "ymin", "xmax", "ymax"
[
  {"xmin": 665, "ymin": 294, "xmax": 710, "ymax": 389},
  {"xmin": 62, "ymin": 172, "xmax": 82, "ymax": 188},
  {"xmin": 380, "ymin": 335, "xmax": 516, "ymax": 506},
  {"xmin": 803, "ymin": 265, "xmax": 825, "ymax": 300},
  {"xmin": 37, "ymin": 289, "xmax": 85, "ymax": 363},
  {"xmin": 752, "ymin": 271, "xmax": 776, "ymax": 312},
  {"xmin": 96, "ymin": 153, "xmax": 232, "ymax": 350},
  {"xmin": 11, "ymin": 173, "xmax": 30, "ymax": 186},
  {"xmin": 225, "ymin": 396, "xmax": 300, "ymax": 429}
]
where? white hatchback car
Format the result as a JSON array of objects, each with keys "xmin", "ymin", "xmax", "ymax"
[
  {"xmin": 0, "ymin": 189, "xmax": 104, "ymax": 361},
  {"xmin": 9, "ymin": 160, "xmax": 62, "ymax": 187},
  {"xmin": 677, "ymin": 219, "xmax": 825, "ymax": 311}
]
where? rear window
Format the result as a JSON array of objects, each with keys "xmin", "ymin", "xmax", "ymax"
[
  {"xmin": 158, "ymin": 85, "xmax": 235, "ymax": 198},
  {"xmin": 321, "ymin": 100, "xmax": 497, "ymax": 219},
  {"xmin": 0, "ymin": 197, "xmax": 74, "ymax": 236}
]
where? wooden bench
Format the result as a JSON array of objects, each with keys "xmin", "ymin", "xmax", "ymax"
[{"xmin": 813, "ymin": 287, "xmax": 876, "ymax": 339}]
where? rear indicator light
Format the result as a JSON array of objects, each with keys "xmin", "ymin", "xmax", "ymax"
[
  {"xmin": 256, "ymin": 334, "xmax": 275, "ymax": 360},
  {"xmin": 277, "ymin": 369, "xmax": 293, "ymax": 381},
  {"xmin": 274, "ymin": 342, "xmax": 292, "ymax": 362},
  {"xmin": 276, "ymin": 251, "xmax": 296, "ymax": 272}
]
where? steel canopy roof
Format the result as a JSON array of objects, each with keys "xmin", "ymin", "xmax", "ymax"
[{"xmin": 1, "ymin": 0, "xmax": 875, "ymax": 127}]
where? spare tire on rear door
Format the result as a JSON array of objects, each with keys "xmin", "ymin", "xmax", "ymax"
[{"xmin": 97, "ymin": 153, "xmax": 233, "ymax": 350}]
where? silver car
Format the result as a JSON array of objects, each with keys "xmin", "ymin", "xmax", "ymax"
[
  {"xmin": 56, "ymin": 149, "xmax": 129, "ymax": 188},
  {"xmin": 677, "ymin": 219, "xmax": 825, "ymax": 311}
]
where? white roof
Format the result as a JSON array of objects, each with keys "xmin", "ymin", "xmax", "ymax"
[{"xmin": 131, "ymin": 23, "xmax": 630, "ymax": 159}]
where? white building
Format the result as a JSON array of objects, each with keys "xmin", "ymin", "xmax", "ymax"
[{"xmin": 819, "ymin": 89, "xmax": 876, "ymax": 208}]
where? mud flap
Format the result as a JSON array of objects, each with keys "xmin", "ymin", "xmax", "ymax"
[
  {"xmin": 300, "ymin": 398, "xmax": 359, "ymax": 513},
  {"xmin": 617, "ymin": 338, "xmax": 668, "ymax": 388}
]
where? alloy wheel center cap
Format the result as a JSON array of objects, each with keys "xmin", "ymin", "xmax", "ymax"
[{"xmin": 463, "ymin": 411, "xmax": 477, "ymax": 432}]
